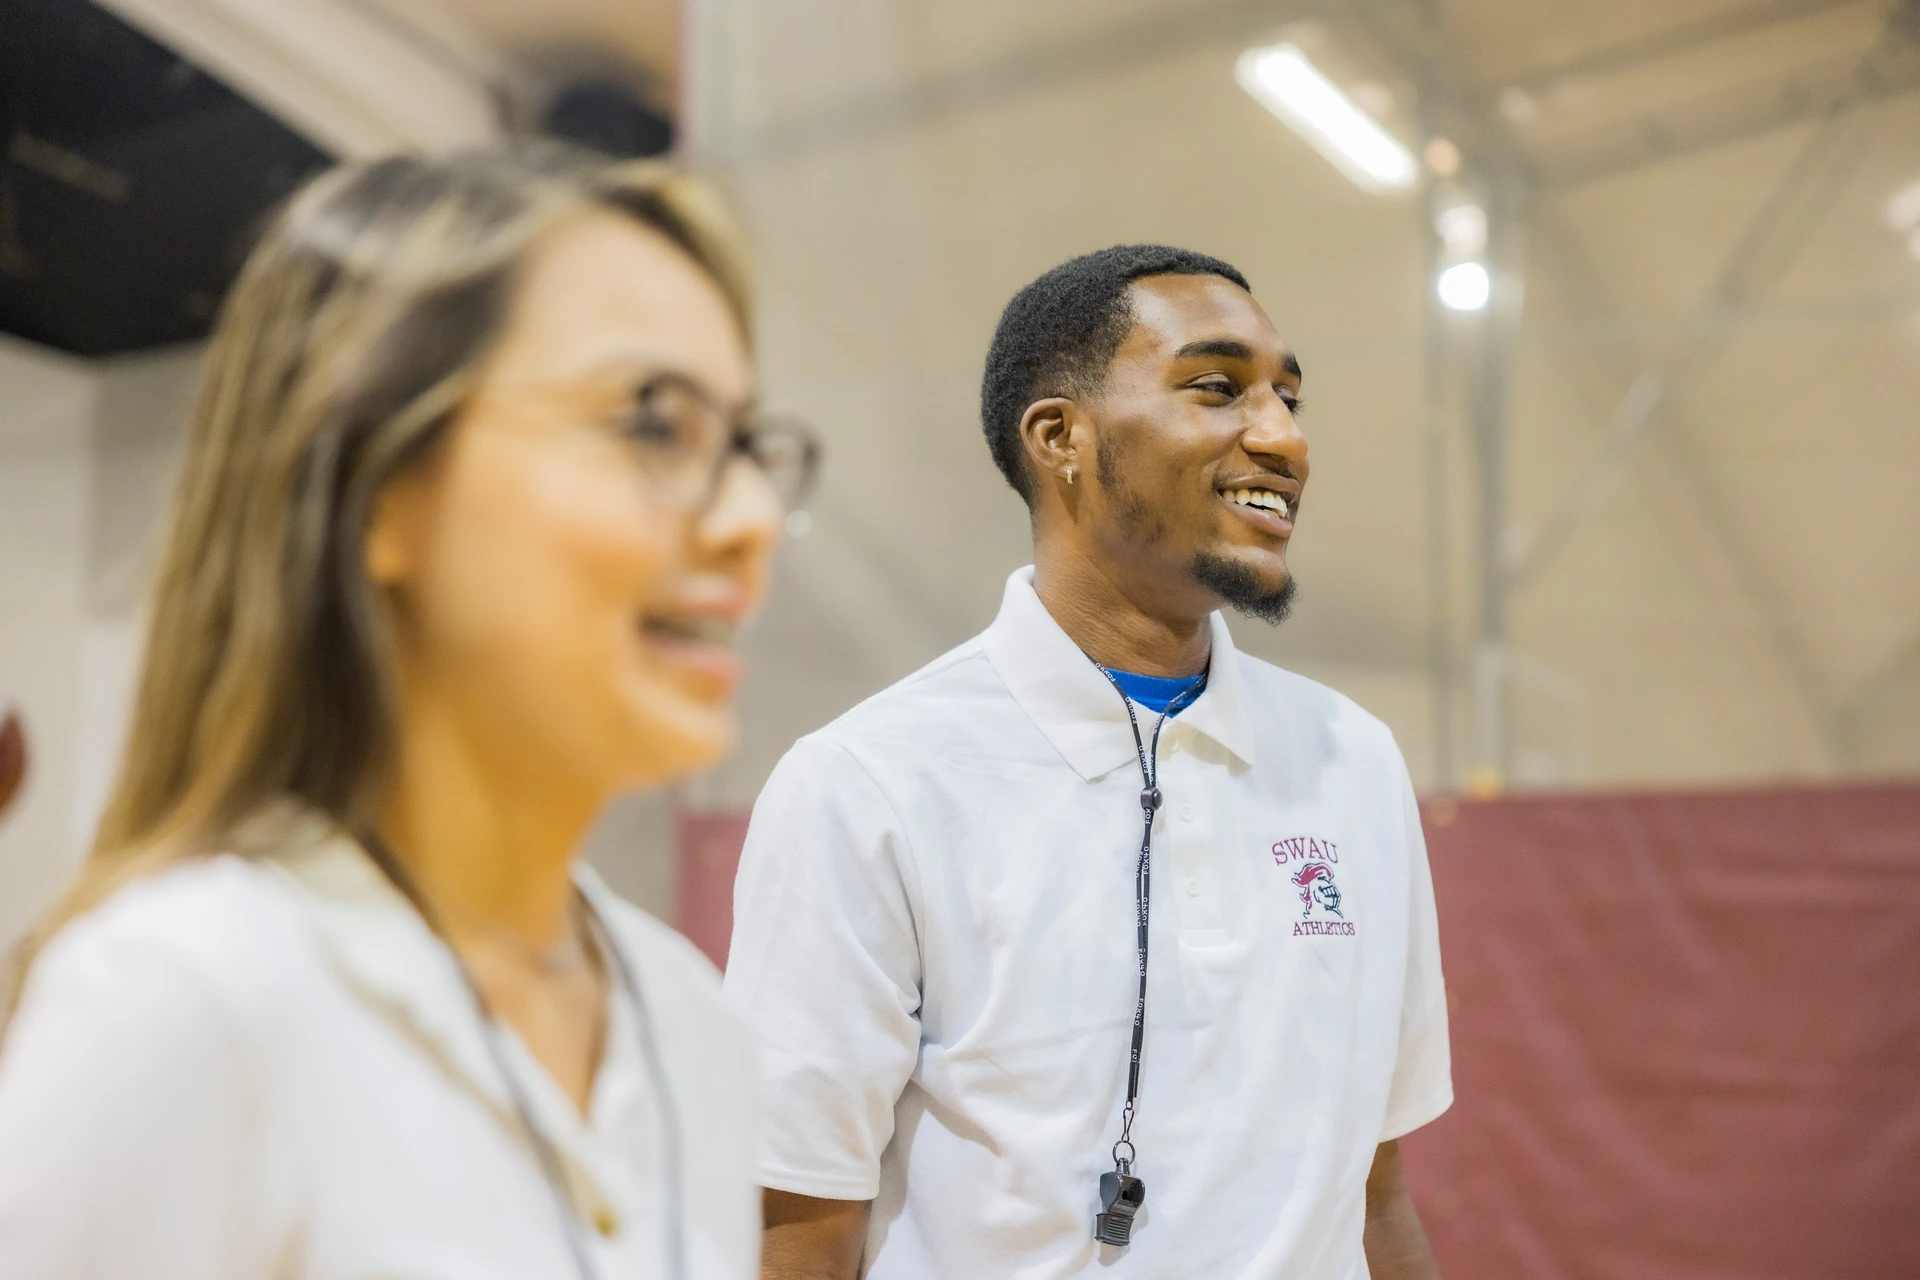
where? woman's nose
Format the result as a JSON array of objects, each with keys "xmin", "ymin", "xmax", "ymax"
[{"xmin": 695, "ymin": 459, "xmax": 784, "ymax": 571}]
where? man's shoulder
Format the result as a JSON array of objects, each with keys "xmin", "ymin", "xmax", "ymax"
[
  {"xmin": 810, "ymin": 633, "xmax": 1010, "ymax": 750},
  {"xmin": 1234, "ymin": 649, "xmax": 1402, "ymax": 759},
  {"xmin": 751, "ymin": 630, "xmax": 1031, "ymax": 817}
]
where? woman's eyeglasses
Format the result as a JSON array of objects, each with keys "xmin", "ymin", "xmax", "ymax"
[{"xmin": 621, "ymin": 373, "xmax": 821, "ymax": 516}]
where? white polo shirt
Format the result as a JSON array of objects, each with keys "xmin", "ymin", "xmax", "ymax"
[
  {"xmin": 725, "ymin": 567, "xmax": 1450, "ymax": 1279},
  {"xmin": 0, "ymin": 813, "xmax": 758, "ymax": 1280}
]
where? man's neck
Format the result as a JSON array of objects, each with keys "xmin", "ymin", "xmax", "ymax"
[{"xmin": 1031, "ymin": 542, "xmax": 1212, "ymax": 678}]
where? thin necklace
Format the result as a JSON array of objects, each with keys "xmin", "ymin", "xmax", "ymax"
[
  {"xmin": 356, "ymin": 829, "xmax": 687, "ymax": 1280},
  {"xmin": 440, "ymin": 893, "xmax": 594, "ymax": 978}
]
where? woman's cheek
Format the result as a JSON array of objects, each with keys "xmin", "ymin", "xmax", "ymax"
[{"xmin": 525, "ymin": 441, "xmax": 680, "ymax": 611}]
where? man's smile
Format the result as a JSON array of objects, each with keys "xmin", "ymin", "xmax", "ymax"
[{"xmin": 1216, "ymin": 475, "xmax": 1301, "ymax": 537}]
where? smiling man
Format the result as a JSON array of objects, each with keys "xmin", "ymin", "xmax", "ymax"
[{"xmin": 725, "ymin": 245, "xmax": 1451, "ymax": 1279}]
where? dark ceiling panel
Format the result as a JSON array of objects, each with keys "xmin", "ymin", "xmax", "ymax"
[{"xmin": 0, "ymin": 0, "xmax": 332, "ymax": 357}]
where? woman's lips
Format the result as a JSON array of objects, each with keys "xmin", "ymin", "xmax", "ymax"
[{"xmin": 640, "ymin": 616, "xmax": 744, "ymax": 692}]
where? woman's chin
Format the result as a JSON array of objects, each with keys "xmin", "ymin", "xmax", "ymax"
[{"xmin": 614, "ymin": 701, "xmax": 737, "ymax": 790}]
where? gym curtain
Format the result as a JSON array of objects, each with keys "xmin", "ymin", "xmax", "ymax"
[{"xmin": 1403, "ymin": 782, "xmax": 1920, "ymax": 1279}]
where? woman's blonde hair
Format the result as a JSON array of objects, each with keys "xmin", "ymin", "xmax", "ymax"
[{"xmin": 5, "ymin": 144, "xmax": 751, "ymax": 1012}]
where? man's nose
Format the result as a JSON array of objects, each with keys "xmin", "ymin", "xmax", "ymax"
[{"xmin": 1243, "ymin": 386, "xmax": 1309, "ymax": 467}]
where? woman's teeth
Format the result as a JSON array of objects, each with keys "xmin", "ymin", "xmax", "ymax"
[
  {"xmin": 644, "ymin": 615, "xmax": 736, "ymax": 646},
  {"xmin": 1226, "ymin": 489, "xmax": 1289, "ymax": 518}
]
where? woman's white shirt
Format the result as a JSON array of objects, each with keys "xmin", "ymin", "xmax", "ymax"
[{"xmin": 0, "ymin": 828, "xmax": 758, "ymax": 1280}]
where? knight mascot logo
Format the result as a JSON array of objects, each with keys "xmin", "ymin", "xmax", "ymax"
[{"xmin": 1290, "ymin": 861, "xmax": 1343, "ymax": 920}]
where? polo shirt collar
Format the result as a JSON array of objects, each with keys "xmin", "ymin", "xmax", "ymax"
[
  {"xmin": 980, "ymin": 566, "xmax": 1258, "ymax": 780},
  {"xmin": 252, "ymin": 806, "xmax": 629, "ymax": 1223}
]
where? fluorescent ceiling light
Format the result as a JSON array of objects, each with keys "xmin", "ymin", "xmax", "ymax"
[
  {"xmin": 1236, "ymin": 43, "xmax": 1418, "ymax": 194},
  {"xmin": 1437, "ymin": 262, "xmax": 1491, "ymax": 312}
]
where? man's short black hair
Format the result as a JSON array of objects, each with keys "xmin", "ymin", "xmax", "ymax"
[{"xmin": 980, "ymin": 244, "xmax": 1251, "ymax": 502}]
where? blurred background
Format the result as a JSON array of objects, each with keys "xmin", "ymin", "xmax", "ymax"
[{"xmin": 0, "ymin": 0, "xmax": 1916, "ymax": 1275}]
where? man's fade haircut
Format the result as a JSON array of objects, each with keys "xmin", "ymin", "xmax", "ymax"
[{"xmin": 980, "ymin": 244, "xmax": 1250, "ymax": 503}]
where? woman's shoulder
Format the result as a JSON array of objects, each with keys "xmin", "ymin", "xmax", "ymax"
[
  {"xmin": 587, "ymin": 889, "xmax": 760, "ymax": 1152},
  {"xmin": 29, "ymin": 854, "xmax": 316, "ymax": 1025},
  {"xmin": 592, "ymin": 890, "xmax": 726, "ymax": 998},
  {"xmin": 580, "ymin": 878, "xmax": 752, "ymax": 1054}
]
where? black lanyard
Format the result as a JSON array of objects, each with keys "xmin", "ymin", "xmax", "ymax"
[
  {"xmin": 357, "ymin": 830, "xmax": 686, "ymax": 1280},
  {"xmin": 1089, "ymin": 666, "xmax": 1207, "ymax": 1246}
]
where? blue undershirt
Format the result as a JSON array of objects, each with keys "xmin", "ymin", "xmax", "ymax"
[{"xmin": 1102, "ymin": 667, "xmax": 1207, "ymax": 715}]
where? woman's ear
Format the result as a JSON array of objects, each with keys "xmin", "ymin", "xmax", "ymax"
[
  {"xmin": 363, "ymin": 470, "xmax": 430, "ymax": 587},
  {"xmin": 1018, "ymin": 396, "xmax": 1089, "ymax": 491}
]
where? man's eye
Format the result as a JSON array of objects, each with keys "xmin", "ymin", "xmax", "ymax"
[{"xmin": 1193, "ymin": 377, "xmax": 1239, "ymax": 399}]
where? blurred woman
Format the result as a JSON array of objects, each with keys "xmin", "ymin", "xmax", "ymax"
[{"xmin": 0, "ymin": 145, "xmax": 815, "ymax": 1279}]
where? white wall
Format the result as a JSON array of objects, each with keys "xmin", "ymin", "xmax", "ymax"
[{"xmin": 0, "ymin": 339, "xmax": 97, "ymax": 946}]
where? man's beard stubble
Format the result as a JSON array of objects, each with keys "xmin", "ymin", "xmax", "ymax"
[
  {"xmin": 1192, "ymin": 551, "xmax": 1298, "ymax": 625},
  {"xmin": 1097, "ymin": 437, "xmax": 1298, "ymax": 626}
]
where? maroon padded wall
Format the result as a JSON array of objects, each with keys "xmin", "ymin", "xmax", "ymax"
[
  {"xmin": 1402, "ymin": 782, "xmax": 1920, "ymax": 1280},
  {"xmin": 676, "ymin": 804, "xmax": 750, "ymax": 970}
]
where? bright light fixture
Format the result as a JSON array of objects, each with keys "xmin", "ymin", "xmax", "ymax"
[
  {"xmin": 1435, "ymin": 203, "xmax": 1488, "ymax": 257},
  {"xmin": 1437, "ymin": 261, "xmax": 1491, "ymax": 312},
  {"xmin": 1236, "ymin": 43, "xmax": 1418, "ymax": 194},
  {"xmin": 1884, "ymin": 178, "xmax": 1920, "ymax": 232}
]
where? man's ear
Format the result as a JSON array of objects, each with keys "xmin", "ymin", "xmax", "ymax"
[{"xmin": 1018, "ymin": 396, "xmax": 1091, "ymax": 490}]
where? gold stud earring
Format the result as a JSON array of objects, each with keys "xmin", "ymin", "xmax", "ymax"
[{"xmin": 1066, "ymin": 467, "xmax": 1076, "ymax": 486}]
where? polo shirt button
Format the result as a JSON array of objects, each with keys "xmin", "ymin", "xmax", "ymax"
[
  {"xmin": 1185, "ymin": 879, "xmax": 1201, "ymax": 896},
  {"xmin": 1179, "ymin": 803, "xmax": 1195, "ymax": 821}
]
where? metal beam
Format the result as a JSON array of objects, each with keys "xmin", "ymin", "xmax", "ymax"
[
  {"xmin": 1509, "ymin": 131, "xmax": 1878, "ymax": 590},
  {"xmin": 1535, "ymin": 32, "xmax": 1920, "ymax": 187},
  {"xmin": 1834, "ymin": 618, "xmax": 1920, "ymax": 767},
  {"xmin": 1418, "ymin": 197, "xmax": 1457, "ymax": 787},
  {"xmin": 1413, "ymin": 0, "xmax": 1457, "ymax": 790},
  {"xmin": 725, "ymin": 0, "xmax": 1332, "ymax": 166},
  {"xmin": 1510, "ymin": 180, "xmax": 1876, "ymax": 765},
  {"xmin": 1360, "ymin": 0, "xmax": 1893, "ymax": 779},
  {"xmin": 1359, "ymin": 0, "xmax": 1533, "ymax": 790},
  {"xmin": 1508, "ymin": 26, "xmax": 1893, "ymax": 589},
  {"xmin": 1349, "ymin": 2, "xmax": 1533, "ymax": 180},
  {"xmin": 1489, "ymin": 17, "xmax": 1910, "ymax": 765},
  {"xmin": 720, "ymin": 0, "xmax": 1920, "ymax": 195},
  {"xmin": 1464, "ymin": 175, "xmax": 1528, "ymax": 785},
  {"xmin": 1500, "ymin": 0, "xmax": 1871, "ymax": 96}
]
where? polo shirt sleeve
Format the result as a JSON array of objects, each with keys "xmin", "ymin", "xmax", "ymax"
[
  {"xmin": 1380, "ymin": 759, "xmax": 1453, "ymax": 1141},
  {"xmin": 0, "ymin": 924, "xmax": 277, "ymax": 1279},
  {"xmin": 723, "ymin": 734, "xmax": 922, "ymax": 1201}
]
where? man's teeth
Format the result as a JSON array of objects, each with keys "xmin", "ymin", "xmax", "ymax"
[{"xmin": 1226, "ymin": 488, "xmax": 1289, "ymax": 518}]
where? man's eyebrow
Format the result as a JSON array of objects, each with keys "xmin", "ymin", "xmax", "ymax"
[
  {"xmin": 1173, "ymin": 338, "xmax": 1255, "ymax": 361},
  {"xmin": 1172, "ymin": 338, "xmax": 1303, "ymax": 382}
]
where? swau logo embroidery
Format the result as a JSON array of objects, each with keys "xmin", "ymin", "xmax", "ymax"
[
  {"xmin": 1290, "ymin": 861, "xmax": 1344, "ymax": 920},
  {"xmin": 1272, "ymin": 836, "xmax": 1356, "ymax": 935}
]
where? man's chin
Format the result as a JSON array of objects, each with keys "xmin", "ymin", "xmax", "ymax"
[{"xmin": 1192, "ymin": 551, "xmax": 1297, "ymax": 625}]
